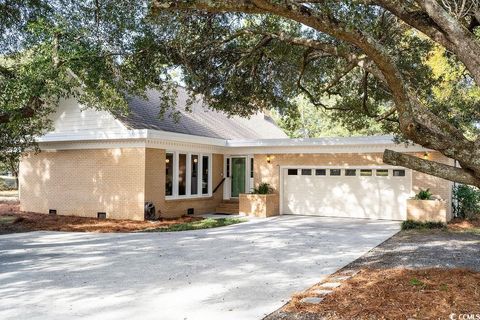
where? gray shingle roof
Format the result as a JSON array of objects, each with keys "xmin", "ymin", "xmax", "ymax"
[{"xmin": 116, "ymin": 88, "xmax": 287, "ymax": 140}]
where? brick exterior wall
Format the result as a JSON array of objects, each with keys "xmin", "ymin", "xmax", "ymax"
[
  {"xmin": 253, "ymin": 151, "xmax": 454, "ymax": 216},
  {"xmin": 144, "ymin": 149, "xmax": 224, "ymax": 218},
  {"xmin": 19, "ymin": 148, "xmax": 146, "ymax": 220},
  {"xmin": 20, "ymin": 148, "xmax": 225, "ymax": 220},
  {"xmin": 19, "ymin": 146, "xmax": 453, "ymax": 221}
]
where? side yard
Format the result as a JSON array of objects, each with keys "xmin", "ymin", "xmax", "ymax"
[{"xmin": 266, "ymin": 228, "xmax": 480, "ymax": 320}]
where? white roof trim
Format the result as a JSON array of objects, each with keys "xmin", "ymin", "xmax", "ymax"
[
  {"xmin": 37, "ymin": 130, "xmax": 429, "ymax": 153},
  {"xmin": 38, "ymin": 129, "xmax": 149, "ymax": 142},
  {"xmin": 225, "ymin": 135, "xmax": 399, "ymax": 147}
]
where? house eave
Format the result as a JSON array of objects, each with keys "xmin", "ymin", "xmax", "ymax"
[{"xmin": 36, "ymin": 131, "xmax": 429, "ymax": 154}]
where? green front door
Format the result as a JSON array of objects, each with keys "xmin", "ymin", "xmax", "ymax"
[{"xmin": 231, "ymin": 157, "xmax": 246, "ymax": 197}]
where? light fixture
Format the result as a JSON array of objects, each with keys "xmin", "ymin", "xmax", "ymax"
[
  {"xmin": 166, "ymin": 158, "xmax": 170, "ymax": 164},
  {"xmin": 423, "ymin": 152, "xmax": 429, "ymax": 160},
  {"xmin": 266, "ymin": 155, "xmax": 271, "ymax": 164},
  {"xmin": 193, "ymin": 158, "xmax": 198, "ymax": 163}
]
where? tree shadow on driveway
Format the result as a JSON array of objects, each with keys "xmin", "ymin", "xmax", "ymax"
[{"xmin": 0, "ymin": 215, "xmax": 400, "ymax": 320}]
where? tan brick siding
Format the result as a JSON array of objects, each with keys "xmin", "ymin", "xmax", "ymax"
[
  {"xmin": 19, "ymin": 148, "xmax": 146, "ymax": 220},
  {"xmin": 20, "ymin": 146, "xmax": 453, "ymax": 221},
  {"xmin": 253, "ymin": 151, "xmax": 454, "ymax": 216},
  {"xmin": 144, "ymin": 150, "xmax": 224, "ymax": 218}
]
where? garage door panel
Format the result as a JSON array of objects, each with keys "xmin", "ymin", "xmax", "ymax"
[{"xmin": 282, "ymin": 168, "xmax": 410, "ymax": 220}]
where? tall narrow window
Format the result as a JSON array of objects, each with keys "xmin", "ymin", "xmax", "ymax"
[
  {"xmin": 165, "ymin": 153, "xmax": 174, "ymax": 196},
  {"xmin": 250, "ymin": 158, "xmax": 254, "ymax": 178},
  {"xmin": 226, "ymin": 158, "xmax": 230, "ymax": 177},
  {"xmin": 202, "ymin": 155, "xmax": 209, "ymax": 194},
  {"xmin": 178, "ymin": 154, "xmax": 187, "ymax": 196},
  {"xmin": 191, "ymin": 155, "xmax": 198, "ymax": 195}
]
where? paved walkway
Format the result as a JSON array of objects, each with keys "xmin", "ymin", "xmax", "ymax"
[{"xmin": 0, "ymin": 215, "xmax": 400, "ymax": 320}]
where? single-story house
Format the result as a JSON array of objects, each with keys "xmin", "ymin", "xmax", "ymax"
[{"xmin": 19, "ymin": 89, "xmax": 454, "ymax": 222}]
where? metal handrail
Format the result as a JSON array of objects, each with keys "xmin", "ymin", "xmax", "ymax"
[{"xmin": 212, "ymin": 177, "xmax": 226, "ymax": 193}]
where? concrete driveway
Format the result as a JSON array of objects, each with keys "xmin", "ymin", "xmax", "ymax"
[{"xmin": 0, "ymin": 215, "xmax": 400, "ymax": 320}]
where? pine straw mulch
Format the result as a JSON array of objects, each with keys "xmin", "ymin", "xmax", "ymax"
[
  {"xmin": 0, "ymin": 202, "xmax": 202, "ymax": 233},
  {"xmin": 283, "ymin": 268, "xmax": 480, "ymax": 320},
  {"xmin": 448, "ymin": 218, "xmax": 480, "ymax": 232}
]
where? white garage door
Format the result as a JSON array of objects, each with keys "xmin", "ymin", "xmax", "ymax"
[{"xmin": 282, "ymin": 167, "xmax": 411, "ymax": 220}]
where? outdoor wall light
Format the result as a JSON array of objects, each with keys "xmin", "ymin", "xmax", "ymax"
[
  {"xmin": 266, "ymin": 155, "xmax": 271, "ymax": 164},
  {"xmin": 423, "ymin": 152, "xmax": 429, "ymax": 160}
]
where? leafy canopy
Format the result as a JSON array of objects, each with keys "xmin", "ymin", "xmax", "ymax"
[
  {"xmin": 0, "ymin": 0, "xmax": 179, "ymax": 157},
  {"xmin": 1, "ymin": 0, "xmax": 480, "ymax": 175}
]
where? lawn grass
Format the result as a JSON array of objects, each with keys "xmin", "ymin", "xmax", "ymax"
[
  {"xmin": 145, "ymin": 217, "xmax": 247, "ymax": 232},
  {"xmin": 0, "ymin": 215, "xmax": 17, "ymax": 225}
]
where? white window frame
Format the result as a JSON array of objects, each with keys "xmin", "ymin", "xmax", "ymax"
[{"xmin": 165, "ymin": 151, "xmax": 212, "ymax": 200}]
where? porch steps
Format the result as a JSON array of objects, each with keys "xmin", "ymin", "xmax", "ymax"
[{"xmin": 215, "ymin": 200, "xmax": 239, "ymax": 214}]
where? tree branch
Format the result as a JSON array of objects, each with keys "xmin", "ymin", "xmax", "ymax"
[
  {"xmin": 383, "ymin": 149, "xmax": 480, "ymax": 187},
  {"xmin": 414, "ymin": 0, "xmax": 480, "ymax": 85},
  {"xmin": 152, "ymin": 0, "xmax": 480, "ymax": 174}
]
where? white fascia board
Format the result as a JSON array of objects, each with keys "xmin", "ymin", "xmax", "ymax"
[
  {"xmin": 226, "ymin": 135, "xmax": 397, "ymax": 147},
  {"xmin": 225, "ymin": 144, "xmax": 429, "ymax": 155},
  {"xmin": 37, "ymin": 129, "xmax": 149, "ymax": 142},
  {"xmin": 36, "ymin": 129, "xmax": 429, "ymax": 154},
  {"xmin": 225, "ymin": 135, "xmax": 429, "ymax": 154}
]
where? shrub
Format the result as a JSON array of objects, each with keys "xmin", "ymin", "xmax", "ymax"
[
  {"xmin": 401, "ymin": 220, "xmax": 446, "ymax": 230},
  {"xmin": 0, "ymin": 179, "xmax": 15, "ymax": 191},
  {"xmin": 453, "ymin": 185, "xmax": 480, "ymax": 219},
  {"xmin": 252, "ymin": 182, "xmax": 273, "ymax": 194},
  {"xmin": 414, "ymin": 188, "xmax": 433, "ymax": 200}
]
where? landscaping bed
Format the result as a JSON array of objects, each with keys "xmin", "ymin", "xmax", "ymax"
[
  {"xmin": 265, "ymin": 229, "xmax": 480, "ymax": 320},
  {"xmin": 449, "ymin": 217, "xmax": 480, "ymax": 234},
  {"xmin": 271, "ymin": 268, "xmax": 480, "ymax": 320},
  {"xmin": 0, "ymin": 202, "xmax": 244, "ymax": 233}
]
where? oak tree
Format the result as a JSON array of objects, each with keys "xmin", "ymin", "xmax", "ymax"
[{"xmin": 150, "ymin": 0, "xmax": 480, "ymax": 186}]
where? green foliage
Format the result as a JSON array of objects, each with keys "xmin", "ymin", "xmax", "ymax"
[
  {"xmin": 1, "ymin": 0, "xmax": 179, "ymax": 164},
  {"xmin": 401, "ymin": 220, "xmax": 446, "ymax": 231},
  {"xmin": 425, "ymin": 46, "xmax": 480, "ymax": 140},
  {"xmin": 271, "ymin": 95, "xmax": 385, "ymax": 138},
  {"xmin": 146, "ymin": 217, "xmax": 246, "ymax": 232},
  {"xmin": 453, "ymin": 185, "xmax": 480, "ymax": 219},
  {"xmin": 409, "ymin": 278, "xmax": 425, "ymax": 287},
  {"xmin": 0, "ymin": 179, "xmax": 14, "ymax": 191},
  {"xmin": 414, "ymin": 189, "xmax": 433, "ymax": 200},
  {"xmin": 2, "ymin": 0, "xmax": 480, "ymax": 169},
  {"xmin": 252, "ymin": 182, "xmax": 273, "ymax": 194}
]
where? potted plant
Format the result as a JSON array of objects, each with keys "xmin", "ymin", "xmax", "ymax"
[
  {"xmin": 239, "ymin": 183, "xmax": 279, "ymax": 218},
  {"xmin": 407, "ymin": 188, "xmax": 449, "ymax": 222}
]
